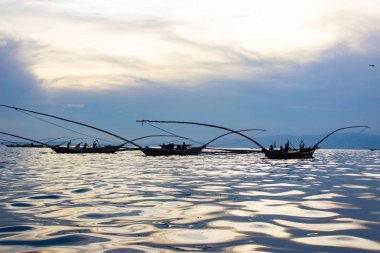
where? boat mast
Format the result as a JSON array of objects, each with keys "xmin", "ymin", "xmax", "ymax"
[
  {"xmin": 0, "ymin": 105, "xmax": 143, "ymax": 149},
  {"xmin": 137, "ymin": 120, "xmax": 267, "ymax": 150},
  {"xmin": 313, "ymin": 125, "xmax": 370, "ymax": 147}
]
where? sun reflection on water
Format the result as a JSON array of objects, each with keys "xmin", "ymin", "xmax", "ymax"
[{"xmin": 0, "ymin": 148, "xmax": 379, "ymax": 252}]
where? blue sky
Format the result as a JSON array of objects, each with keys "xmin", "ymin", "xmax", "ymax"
[{"xmin": 1, "ymin": 0, "xmax": 379, "ymax": 144}]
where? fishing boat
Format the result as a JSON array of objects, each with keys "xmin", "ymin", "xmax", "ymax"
[
  {"xmin": 52, "ymin": 135, "xmax": 182, "ymax": 154},
  {"xmin": 137, "ymin": 120, "xmax": 369, "ymax": 159},
  {"xmin": 141, "ymin": 145, "xmax": 204, "ymax": 156},
  {"xmin": 1, "ymin": 137, "xmax": 60, "ymax": 148},
  {"xmin": 0, "ymin": 132, "xmax": 125, "ymax": 154},
  {"xmin": 1, "ymin": 105, "xmax": 145, "ymax": 153},
  {"xmin": 262, "ymin": 147, "xmax": 317, "ymax": 159},
  {"xmin": 136, "ymin": 125, "xmax": 264, "ymax": 156},
  {"xmin": 0, "ymin": 132, "xmax": 52, "ymax": 149},
  {"xmin": 5, "ymin": 143, "xmax": 47, "ymax": 148},
  {"xmin": 51, "ymin": 145, "xmax": 121, "ymax": 153}
]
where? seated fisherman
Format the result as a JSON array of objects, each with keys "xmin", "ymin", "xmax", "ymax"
[{"xmin": 75, "ymin": 142, "xmax": 82, "ymax": 149}]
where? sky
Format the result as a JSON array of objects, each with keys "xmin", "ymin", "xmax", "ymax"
[{"xmin": 0, "ymin": 0, "xmax": 379, "ymax": 145}]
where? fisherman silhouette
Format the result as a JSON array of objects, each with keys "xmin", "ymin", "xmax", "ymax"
[
  {"xmin": 92, "ymin": 140, "xmax": 98, "ymax": 148},
  {"xmin": 83, "ymin": 142, "xmax": 88, "ymax": 148},
  {"xmin": 75, "ymin": 142, "xmax": 82, "ymax": 149},
  {"xmin": 269, "ymin": 142, "xmax": 276, "ymax": 150},
  {"xmin": 284, "ymin": 141, "xmax": 290, "ymax": 152},
  {"xmin": 300, "ymin": 141, "xmax": 306, "ymax": 151},
  {"xmin": 67, "ymin": 140, "xmax": 71, "ymax": 148}
]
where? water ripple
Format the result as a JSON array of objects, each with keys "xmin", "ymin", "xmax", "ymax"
[{"xmin": 0, "ymin": 148, "xmax": 379, "ymax": 252}]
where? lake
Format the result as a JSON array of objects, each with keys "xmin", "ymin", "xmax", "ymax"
[{"xmin": 0, "ymin": 147, "xmax": 379, "ymax": 252}]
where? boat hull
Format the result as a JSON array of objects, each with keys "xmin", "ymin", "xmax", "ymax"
[
  {"xmin": 263, "ymin": 148, "xmax": 316, "ymax": 159},
  {"xmin": 51, "ymin": 146, "xmax": 120, "ymax": 154},
  {"xmin": 141, "ymin": 147, "xmax": 203, "ymax": 156}
]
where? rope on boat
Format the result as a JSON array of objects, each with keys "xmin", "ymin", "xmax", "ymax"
[
  {"xmin": 141, "ymin": 121, "xmax": 266, "ymax": 148},
  {"xmin": 0, "ymin": 132, "xmax": 51, "ymax": 147},
  {"xmin": 138, "ymin": 120, "xmax": 267, "ymax": 149},
  {"xmin": 18, "ymin": 110, "xmax": 119, "ymax": 145},
  {"xmin": 142, "ymin": 121, "xmax": 199, "ymax": 144}
]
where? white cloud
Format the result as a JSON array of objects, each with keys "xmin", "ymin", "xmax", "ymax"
[{"xmin": 1, "ymin": 0, "xmax": 380, "ymax": 90}]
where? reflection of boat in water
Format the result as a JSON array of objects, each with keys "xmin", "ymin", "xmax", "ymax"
[{"xmin": 51, "ymin": 146, "xmax": 121, "ymax": 153}]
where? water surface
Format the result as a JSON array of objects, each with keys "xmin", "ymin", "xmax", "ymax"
[{"xmin": 0, "ymin": 147, "xmax": 379, "ymax": 252}]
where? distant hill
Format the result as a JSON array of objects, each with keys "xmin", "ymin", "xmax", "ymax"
[{"xmin": 209, "ymin": 132, "xmax": 380, "ymax": 150}]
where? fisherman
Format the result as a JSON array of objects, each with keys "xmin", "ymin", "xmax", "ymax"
[
  {"xmin": 299, "ymin": 141, "xmax": 305, "ymax": 151},
  {"xmin": 284, "ymin": 141, "xmax": 290, "ymax": 152},
  {"xmin": 83, "ymin": 142, "xmax": 88, "ymax": 148},
  {"xmin": 279, "ymin": 145, "xmax": 284, "ymax": 151},
  {"xmin": 67, "ymin": 140, "xmax": 71, "ymax": 148},
  {"xmin": 181, "ymin": 142, "xmax": 188, "ymax": 150},
  {"xmin": 269, "ymin": 142, "xmax": 276, "ymax": 150},
  {"xmin": 92, "ymin": 140, "xmax": 98, "ymax": 148},
  {"xmin": 75, "ymin": 142, "xmax": 82, "ymax": 149}
]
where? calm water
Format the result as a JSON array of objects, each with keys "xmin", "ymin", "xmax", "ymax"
[{"xmin": 0, "ymin": 147, "xmax": 379, "ymax": 252}]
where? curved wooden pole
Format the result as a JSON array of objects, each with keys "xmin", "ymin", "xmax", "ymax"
[
  {"xmin": 137, "ymin": 120, "xmax": 267, "ymax": 150},
  {"xmin": 120, "ymin": 134, "xmax": 190, "ymax": 146},
  {"xmin": 203, "ymin": 128, "xmax": 265, "ymax": 147},
  {"xmin": 314, "ymin": 125, "xmax": 370, "ymax": 147},
  {"xmin": 0, "ymin": 105, "xmax": 143, "ymax": 149},
  {"xmin": 131, "ymin": 134, "xmax": 189, "ymax": 142},
  {"xmin": 0, "ymin": 132, "xmax": 50, "ymax": 147}
]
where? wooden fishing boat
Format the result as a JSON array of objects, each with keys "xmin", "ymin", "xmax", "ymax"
[
  {"xmin": 136, "ymin": 127, "xmax": 264, "ymax": 156},
  {"xmin": 1, "ymin": 105, "xmax": 145, "ymax": 154},
  {"xmin": 137, "ymin": 120, "xmax": 369, "ymax": 159},
  {"xmin": 141, "ymin": 145, "xmax": 204, "ymax": 156},
  {"xmin": 263, "ymin": 147, "xmax": 318, "ymax": 159},
  {"xmin": 0, "ymin": 132, "xmax": 123, "ymax": 154},
  {"xmin": 51, "ymin": 146, "xmax": 121, "ymax": 154},
  {"xmin": 0, "ymin": 132, "xmax": 52, "ymax": 149}
]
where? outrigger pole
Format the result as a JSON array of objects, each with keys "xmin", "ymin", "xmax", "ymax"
[
  {"xmin": 313, "ymin": 125, "xmax": 370, "ymax": 147},
  {"xmin": 202, "ymin": 128, "xmax": 266, "ymax": 147},
  {"xmin": 0, "ymin": 105, "xmax": 143, "ymax": 149},
  {"xmin": 0, "ymin": 132, "xmax": 51, "ymax": 147},
  {"xmin": 119, "ymin": 134, "xmax": 190, "ymax": 146},
  {"xmin": 137, "ymin": 120, "xmax": 267, "ymax": 150}
]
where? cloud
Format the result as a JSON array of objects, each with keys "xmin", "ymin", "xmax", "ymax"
[
  {"xmin": 0, "ymin": 36, "xmax": 46, "ymax": 105},
  {"xmin": 1, "ymin": 0, "xmax": 379, "ymax": 91}
]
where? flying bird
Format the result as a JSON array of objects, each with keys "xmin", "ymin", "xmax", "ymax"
[{"xmin": 369, "ymin": 64, "xmax": 375, "ymax": 67}]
